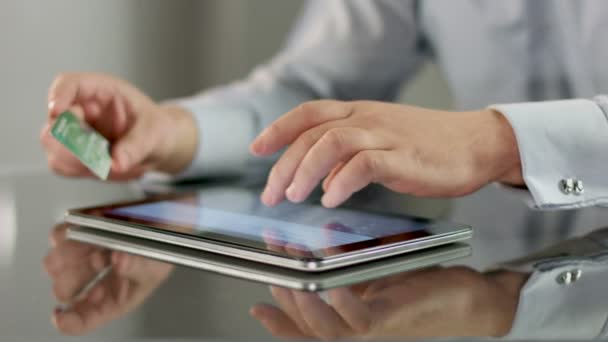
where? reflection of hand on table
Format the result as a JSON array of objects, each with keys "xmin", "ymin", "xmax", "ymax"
[
  {"xmin": 250, "ymin": 266, "xmax": 528, "ymax": 339},
  {"xmin": 43, "ymin": 224, "xmax": 173, "ymax": 335}
]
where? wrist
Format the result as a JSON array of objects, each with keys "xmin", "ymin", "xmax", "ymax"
[
  {"xmin": 473, "ymin": 109, "xmax": 524, "ymax": 186},
  {"xmin": 155, "ymin": 105, "xmax": 198, "ymax": 175}
]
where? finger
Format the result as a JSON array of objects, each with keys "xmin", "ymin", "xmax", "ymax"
[
  {"xmin": 260, "ymin": 121, "xmax": 342, "ymax": 206},
  {"xmin": 292, "ymin": 290, "xmax": 351, "ymax": 339},
  {"xmin": 111, "ymin": 91, "xmax": 129, "ymax": 137},
  {"xmin": 323, "ymin": 162, "xmax": 345, "ymax": 192},
  {"xmin": 111, "ymin": 251, "xmax": 172, "ymax": 289},
  {"xmin": 83, "ymin": 101, "xmax": 102, "ymax": 121},
  {"xmin": 111, "ymin": 118, "xmax": 155, "ymax": 173},
  {"xmin": 48, "ymin": 73, "xmax": 81, "ymax": 117},
  {"xmin": 286, "ymin": 127, "xmax": 380, "ymax": 203},
  {"xmin": 270, "ymin": 286, "xmax": 315, "ymax": 336},
  {"xmin": 326, "ymin": 288, "xmax": 371, "ymax": 334},
  {"xmin": 51, "ymin": 265, "xmax": 98, "ymax": 303},
  {"xmin": 48, "ymin": 76, "xmax": 96, "ymax": 118},
  {"xmin": 47, "ymin": 155, "xmax": 92, "ymax": 178},
  {"xmin": 250, "ymin": 304, "xmax": 309, "ymax": 338},
  {"xmin": 251, "ymin": 100, "xmax": 354, "ymax": 156},
  {"xmin": 50, "ymin": 250, "xmax": 108, "ymax": 302},
  {"xmin": 42, "ymin": 108, "xmax": 95, "ymax": 178},
  {"xmin": 44, "ymin": 241, "xmax": 96, "ymax": 277},
  {"xmin": 48, "ymin": 73, "xmax": 111, "ymax": 119},
  {"xmin": 107, "ymin": 164, "xmax": 148, "ymax": 181},
  {"xmin": 321, "ymin": 150, "xmax": 391, "ymax": 208},
  {"xmin": 49, "ymin": 223, "xmax": 72, "ymax": 247},
  {"xmin": 52, "ymin": 280, "xmax": 115, "ymax": 335}
]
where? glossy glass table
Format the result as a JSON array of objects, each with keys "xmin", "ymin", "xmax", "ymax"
[{"xmin": 2, "ymin": 169, "xmax": 607, "ymax": 340}]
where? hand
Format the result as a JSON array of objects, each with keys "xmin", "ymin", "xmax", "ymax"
[
  {"xmin": 250, "ymin": 266, "xmax": 528, "ymax": 339},
  {"xmin": 43, "ymin": 224, "xmax": 173, "ymax": 335},
  {"xmin": 40, "ymin": 72, "xmax": 198, "ymax": 180},
  {"xmin": 250, "ymin": 100, "xmax": 523, "ymax": 208}
]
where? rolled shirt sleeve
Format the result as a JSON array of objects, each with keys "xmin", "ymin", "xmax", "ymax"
[{"xmin": 490, "ymin": 97, "xmax": 608, "ymax": 210}]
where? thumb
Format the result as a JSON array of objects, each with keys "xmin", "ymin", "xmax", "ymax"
[{"xmin": 111, "ymin": 119, "xmax": 153, "ymax": 173}]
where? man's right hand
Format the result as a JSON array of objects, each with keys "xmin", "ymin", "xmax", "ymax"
[{"xmin": 41, "ymin": 73, "xmax": 198, "ymax": 180}]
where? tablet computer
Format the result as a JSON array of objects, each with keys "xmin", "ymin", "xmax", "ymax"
[
  {"xmin": 67, "ymin": 226, "xmax": 472, "ymax": 291},
  {"xmin": 65, "ymin": 188, "xmax": 472, "ymax": 272}
]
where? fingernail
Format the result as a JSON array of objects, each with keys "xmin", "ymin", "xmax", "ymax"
[
  {"xmin": 285, "ymin": 183, "xmax": 302, "ymax": 203},
  {"xmin": 249, "ymin": 141, "xmax": 261, "ymax": 155},
  {"xmin": 261, "ymin": 186, "xmax": 275, "ymax": 206},
  {"xmin": 321, "ymin": 192, "xmax": 339, "ymax": 208},
  {"xmin": 51, "ymin": 310, "xmax": 60, "ymax": 328},
  {"xmin": 250, "ymin": 140, "xmax": 266, "ymax": 156}
]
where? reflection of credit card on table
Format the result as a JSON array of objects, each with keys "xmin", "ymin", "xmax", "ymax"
[{"xmin": 51, "ymin": 111, "xmax": 112, "ymax": 179}]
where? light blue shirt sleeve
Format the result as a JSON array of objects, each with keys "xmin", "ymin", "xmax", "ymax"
[
  {"xmin": 172, "ymin": 0, "xmax": 425, "ymax": 178},
  {"xmin": 490, "ymin": 97, "xmax": 608, "ymax": 210}
]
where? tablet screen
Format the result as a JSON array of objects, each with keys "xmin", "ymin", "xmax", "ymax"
[{"xmin": 88, "ymin": 189, "xmax": 431, "ymax": 258}]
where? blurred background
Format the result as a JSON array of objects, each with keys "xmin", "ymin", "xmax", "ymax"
[
  {"xmin": 0, "ymin": 0, "xmax": 453, "ymax": 172},
  {"xmin": 7, "ymin": 0, "xmax": 602, "ymax": 340}
]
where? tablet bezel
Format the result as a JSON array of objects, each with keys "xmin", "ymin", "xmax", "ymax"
[{"xmin": 65, "ymin": 192, "xmax": 473, "ymax": 271}]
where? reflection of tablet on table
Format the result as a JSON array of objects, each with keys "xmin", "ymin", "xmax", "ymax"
[
  {"xmin": 67, "ymin": 226, "xmax": 472, "ymax": 291},
  {"xmin": 65, "ymin": 188, "xmax": 472, "ymax": 272}
]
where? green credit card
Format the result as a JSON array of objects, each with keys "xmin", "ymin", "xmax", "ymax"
[{"xmin": 51, "ymin": 111, "xmax": 112, "ymax": 180}]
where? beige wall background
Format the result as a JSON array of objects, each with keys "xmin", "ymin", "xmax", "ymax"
[{"xmin": 0, "ymin": 0, "xmax": 453, "ymax": 339}]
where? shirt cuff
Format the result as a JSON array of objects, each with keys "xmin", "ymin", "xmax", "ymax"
[
  {"xmin": 490, "ymin": 99, "xmax": 608, "ymax": 210},
  {"xmin": 505, "ymin": 254, "xmax": 608, "ymax": 339},
  {"xmin": 172, "ymin": 101, "xmax": 257, "ymax": 179}
]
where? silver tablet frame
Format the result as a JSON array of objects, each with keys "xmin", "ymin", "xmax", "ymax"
[
  {"xmin": 66, "ymin": 211, "xmax": 472, "ymax": 272},
  {"xmin": 67, "ymin": 226, "xmax": 472, "ymax": 291}
]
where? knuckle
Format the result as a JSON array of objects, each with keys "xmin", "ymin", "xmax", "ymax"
[
  {"xmin": 296, "ymin": 101, "xmax": 326, "ymax": 121},
  {"xmin": 268, "ymin": 164, "xmax": 289, "ymax": 184},
  {"xmin": 295, "ymin": 102, "xmax": 317, "ymax": 116},
  {"xmin": 54, "ymin": 72, "xmax": 75, "ymax": 85},
  {"xmin": 266, "ymin": 122, "xmax": 283, "ymax": 139},
  {"xmin": 357, "ymin": 151, "xmax": 379, "ymax": 175},
  {"xmin": 297, "ymin": 129, "xmax": 320, "ymax": 148},
  {"xmin": 322, "ymin": 128, "xmax": 348, "ymax": 151}
]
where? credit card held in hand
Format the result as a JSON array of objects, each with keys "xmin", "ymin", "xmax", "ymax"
[{"xmin": 51, "ymin": 111, "xmax": 112, "ymax": 180}]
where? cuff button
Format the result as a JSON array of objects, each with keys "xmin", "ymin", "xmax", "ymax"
[
  {"xmin": 556, "ymin": 269, "xmax": 582, "ymax": 285},
  {"xmin": 573, "ymin": 180, "xmax": 584, "ymax": 195},
  {"xmin": 560, "ymin": 178, "xmax": 575, "ymax": 195}
]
